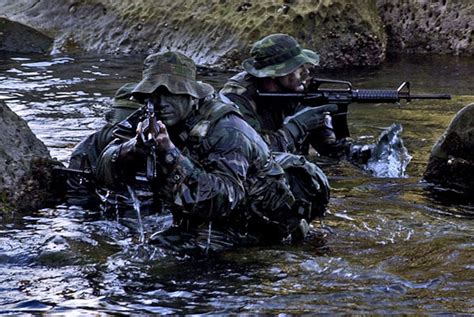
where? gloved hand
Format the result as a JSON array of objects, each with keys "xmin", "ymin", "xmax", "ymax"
[
  {"xmin": 283, "ymin": 104, "xmax": 338, "ymax": 143},
  {"xmin": 116, "ymin": 137, "xmax": 146, "ymax": 161}
]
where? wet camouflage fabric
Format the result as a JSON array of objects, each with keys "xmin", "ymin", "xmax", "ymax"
[
  {"xmin": 275, "ymin": 152, "xmax": 330, "ymax": 221},
  {"xmin": 242, "ymin": 33, "xmax": 319, "ymax": 78},
  {"xmin": 132, "ymin": 51, "xmax": 214, "ymax": 99},
  {"xmin": 220, "ymin": 71, "xmax": 342, "ymax": 156},
  {"xmin": 95, "ymin": 97, "xmax": 308, "ymax": 249}
]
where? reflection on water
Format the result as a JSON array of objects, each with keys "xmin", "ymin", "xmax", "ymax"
[{"xmin": 1, "ymin": 52, "xmax": 473, "ymax": 314}]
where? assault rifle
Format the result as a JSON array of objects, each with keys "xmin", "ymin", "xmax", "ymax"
[
  {"xmin": 55, "ymin": 102, "xmax": 161, "ymax": 186},
  {"xmin": 257, "ymin": 79, "xmax": 451, "ymax": 138},
  {"xmin": 139, "ymin": 100, "xmax": 161, "ymax": 181}
]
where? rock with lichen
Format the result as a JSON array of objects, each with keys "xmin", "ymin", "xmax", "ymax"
[
  {"xmin": 0, "ymin": 0, "xmax": 387, "ymax": 68},
  {"xmin": 1, "ymin": 1, "xmax": 472, "ymax": 67},
  {"xmin": 377, "ymin": 0, "xmax": 473, "ymax": 56},
  {"xmin": 424, "ymin": 103, "xmax": 474, "ymax": 192}
]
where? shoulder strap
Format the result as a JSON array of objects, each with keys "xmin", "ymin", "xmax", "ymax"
[{"xmin": 185, "ymin": 98, "xmax": 242, "ymax": 148}]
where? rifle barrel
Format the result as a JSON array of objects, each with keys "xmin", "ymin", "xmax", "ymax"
[
  {"xmin": 53, "ymin": 166, "xmax": 93, "ymax": 177},
  {"xmin": 406, "ymin": 94, "xmax": 452, "ymax": 100},
  {"xmin": 257, "ymin": 91, "xmax": 452, "ymax": 100}
]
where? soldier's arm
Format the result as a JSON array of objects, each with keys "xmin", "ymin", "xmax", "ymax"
[
  {"xmin": 222, "ymin": 91, "xmax": 297, "ymax": 153},
  {"xmin": 158, "ymin": 115, "xmax": 251, "ymax": 221},
  {"xmin": 95, "ymin": 137, "xmax": 147, "ymax": 188}
]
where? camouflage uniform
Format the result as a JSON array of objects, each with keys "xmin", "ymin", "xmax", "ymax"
[
  {"xmin": 220, "ymin": 71, "xmax": 301, "ymax": 152},
  {"xmin": 220, "ymin": 33, "xmax": 339, "ymax": 155},
  {"xmin": 94, "ymin": 51, "xmax": 328, "ymax": 252}
]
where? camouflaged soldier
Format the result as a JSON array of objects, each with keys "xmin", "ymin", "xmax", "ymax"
[
  {"xmin": 67, "ymin": 82, "xmax": 142, "ymax": 205},
  {"xmin": 94, "ymin": 51, "xmax": 328, "ymax": 252},
  {"xmin": 68, "ymin": 82, "xmax": 141, "ymax": 172},
  {"xmin": 220, "ymin": 33, "xmax": 340, "ymax": 155}
]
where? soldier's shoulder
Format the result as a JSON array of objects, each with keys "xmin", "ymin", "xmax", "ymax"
[{"xmin": 221, "ymin": 71, "xmax": 255, "ymax": 94}]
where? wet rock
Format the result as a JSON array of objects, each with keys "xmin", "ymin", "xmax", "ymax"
[
  {"xmin": 0, "ymin": 17, "xmax": 52, "ymax": 54},
  {"xmin": 377, "ymin": 1, "xmax": 473, "ymax": 56},
  {"xmin": 424, "ymin": 103, "xmax": 474, "ymax": 192},
  {"xmin": 0, "ymin": 0, "xmax": 386, "ymax": 69},
  {"xmin": 37, "ymin": 235, "xmax": 78, "ymax": 266},
  {"xmin": 0, "ymin": 102, "xmax": 64, "ymax": 212}
]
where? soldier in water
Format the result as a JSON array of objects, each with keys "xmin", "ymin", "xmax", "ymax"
[{"xmin": 93, "ymin": 51, "xmax": 330, "ymax": 252}]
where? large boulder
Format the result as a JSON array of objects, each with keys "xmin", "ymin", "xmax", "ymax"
[
  {"xmin": 0, "ymin": 103, "xmax": 63, "ymax": 212},
  {"xmin": 0, "ymin": 17, "xmax": 53, "ymax": 54},
  {"xmin": 424, "ymin": 103, "xmax": 474, "ymax": 192},
  {"xmin": 0, "ymin": 0, "xmax": 386, "ymax": 68},
  {"xmin": 377, "ymin": 0, "xmax": 473, "ymax": 55}
]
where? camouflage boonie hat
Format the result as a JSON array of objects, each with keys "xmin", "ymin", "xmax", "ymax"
[
  {"xmin": 133, "ymin": 51, "xmax": 214, "ymax": 98},
  {"xmin": 242, "ymin": 34, "xmax": 319, "ymax": 78},
  {"xmin": 113, "ymin": 82, "xmax": 140, "ymax": 109},
  {"xmin": 105, "ymin": 82, "xmax": 142, "ymax": 124}
]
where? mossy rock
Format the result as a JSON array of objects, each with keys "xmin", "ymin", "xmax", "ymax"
[
  {"xmin": 0, "ymin": 0, "xmax": 386, "ymax": 68},
  {"xmin": 0, "ymin": 17, "xmax": 52, "ymax": 54}
]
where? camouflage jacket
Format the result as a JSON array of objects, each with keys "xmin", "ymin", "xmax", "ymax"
[
  {"xmin": 95, "ymin": 96, "xmax": 295, "ymax": 232},
  {"xmin": 220, "ymin": 71, "xmax": 303, "ymax": 153}
]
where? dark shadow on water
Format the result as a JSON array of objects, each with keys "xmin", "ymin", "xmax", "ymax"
[{"xmin": 423, "ymin": 183, "xmax": 474, "ymax": 218}]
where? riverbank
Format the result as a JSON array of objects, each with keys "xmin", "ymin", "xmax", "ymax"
[{"xmin": 1, "ymin": 1, "xmax": 472, "ymax": 69}]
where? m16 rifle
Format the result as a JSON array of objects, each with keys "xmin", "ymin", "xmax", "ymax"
[
  {"xmin": 55, "ymin": 101, "xmax": 160, "ymax": 188},
  {"xmin": 139, "ymin": 100, "xmax": 161, "ymax": 181},
  {"xmin": 258, "ymin": 78, "xmax": 451, "ymax": 139}
]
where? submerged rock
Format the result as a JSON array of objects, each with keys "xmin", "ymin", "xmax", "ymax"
[
  {"xmin": 424, "ymin": 103, "xmax": 474, "ymax": 192},
  {"xmin": 0, "ymin": 17, "xmax": 53, "ymax": 54},
  {"xmin": 0, "ymin": 102, "xmax": 64, "ymax": 212}
]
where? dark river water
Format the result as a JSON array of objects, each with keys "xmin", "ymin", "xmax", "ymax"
[{"xmin": 1, "ymin": 52, "xmax": 473, "ymax": 315}]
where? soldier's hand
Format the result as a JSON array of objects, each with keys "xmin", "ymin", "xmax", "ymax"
[
  {"xmin": 137, "ymin": 117, "xmax": 160, "ymax": 147},
  {"xmin": 283, "ymin": 104, "xmax": 338, "ymax": 142},
  {"xmin": 118, "ymin": 137, "xmax": 146, "ymax": 159},
  {"xmin": 153, "ymin": 121, "xmax": 175, "ymax": 153}
]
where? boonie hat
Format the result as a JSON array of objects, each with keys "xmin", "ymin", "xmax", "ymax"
[
  {"xmin": 242, "ymin": 33, "xmax": 319, "ymax": 78},
  {"xmin": 105, "ymin": 82, "xmax": 142, "ymax": 124},
  {"xmin": 133, "ymin": 51, "xmax": 214, "ymax": 99}
]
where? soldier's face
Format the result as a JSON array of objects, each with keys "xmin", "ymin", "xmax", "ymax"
[
  {"xmin": 150, "ymin": 90, "xmax": 193, "ymax": 127},
  {"xmin": 277, "ymin": 64, "xmax": 311, "ymax": 92}
]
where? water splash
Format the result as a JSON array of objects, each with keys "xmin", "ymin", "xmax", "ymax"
[
  {"xmin": 205, "ymin": 221, "xmax": 213, "ymax": 255},
  {"xmin": 127, "ymin": 185, "xmax": 145, "ymax": 244},
  {"xmin": 366, "ymin": 123, "xmax": 412, "ymax": 178}
]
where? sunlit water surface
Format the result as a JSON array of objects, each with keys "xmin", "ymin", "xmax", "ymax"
[{"xmin": 1, "ymin": 52, "xmax": 473, "ymax": 315}]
